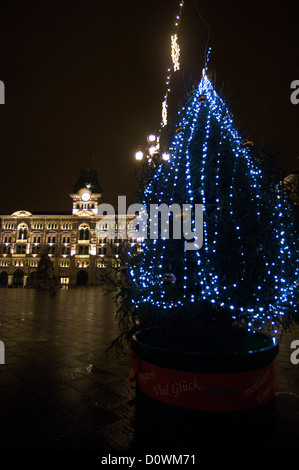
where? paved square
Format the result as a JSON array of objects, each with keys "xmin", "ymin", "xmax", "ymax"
[
  {"xmin": 0, "ymin": 287, "xmax": 298, "ymax": 450},
  {"xmin": 0, "ymin": 287, "xmax": 134, "ymax": 450}
]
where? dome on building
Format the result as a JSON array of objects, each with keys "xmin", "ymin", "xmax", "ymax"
[{"xmin": 74, "ymin": 168, "xmax": 103, "ymax": 195}]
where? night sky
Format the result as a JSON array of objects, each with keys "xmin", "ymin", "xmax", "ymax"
[{"xmin": 0, "ymin": 0, "xmax": 298, "ymax": 215}]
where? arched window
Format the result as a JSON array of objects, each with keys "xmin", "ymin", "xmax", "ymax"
[
  {"xmin": 17, "ymin": 223, "xmax": 28, "ymax": 240},
  {"xmin": 47, "ymin": 235, "xmax": 56, "ymax": 244},
  {"xmin": 47, "ymin": 222, "xmax": 58, "ymax": 230},
  {"xmin": 4, "ymin": 222, "xmax": 14, "ymax": 230},
  {"xmin": 62, "ymin": 235, "xmax": 71, "ymax": 244},
  {"xmin": 32, "ymin": 222, "xmax": 43, "ymax": 230},
  {"xmin": 61, "ymin": 223, "xmax": 72, "ymax": 230},
  {"xmin": 79, "ymin": 224, "xmax": 90, "ymax": 241}
]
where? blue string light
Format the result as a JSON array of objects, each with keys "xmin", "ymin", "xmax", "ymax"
[{"xmin": 130, "ymin": 72, "xmax": 298, "ymax": 336}]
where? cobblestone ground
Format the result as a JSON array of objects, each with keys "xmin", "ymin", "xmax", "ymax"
[
  {"xmin": 0, "ymin": 287, "xmax": 298, "ymax": 451},
  {"xmin": 0, "ymin": 287, "xmax": 135, "ymax": 451}
]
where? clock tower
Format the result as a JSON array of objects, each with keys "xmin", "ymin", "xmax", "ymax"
[{"xmin": 70, "ymin": 168, "xmax": 102, "ymax": 215}]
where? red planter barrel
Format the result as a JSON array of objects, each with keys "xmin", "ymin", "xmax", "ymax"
[
  {"xmin": 130, "ymin": 327, "xmax": 279, "ymax": 449},
  {"xmin": 131, "ymin": 328, "xmax": 279, "ymax": 412}
]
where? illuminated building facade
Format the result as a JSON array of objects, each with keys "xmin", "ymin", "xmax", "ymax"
[{"xmin": 0, "ymin": 169, "xmax": 136, "ymax": 288}]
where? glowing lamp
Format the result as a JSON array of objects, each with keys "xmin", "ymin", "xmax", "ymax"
[
  {"xmin": 147, "ymin": 134, "xmax": 156, "ymax": 143},
  {"xmin": 162, "ymin": 152, "xmax": 170, "ymax": 161},
  {"xmin": 149, "ymin": 146, "xmax": 157, "ymax": 155},
  {"xmin": 135, "ymin": 150, "xmax": 143, "ymax": 161}
]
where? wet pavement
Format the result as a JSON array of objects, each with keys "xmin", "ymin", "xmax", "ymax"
[
  {"xmin": 0, "ymin": 287, "xmax": 298, "ymax": 454},
  {"xmin": 0, "ymin": 287, "xmax": 135, "ymax": 452}
]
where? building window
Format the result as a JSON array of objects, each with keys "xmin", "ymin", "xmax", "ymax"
[
  {"xmin": 98, "ymin": 246, "xmax": 106, "ymax": 255},
  {"xmin": 16, "ymin": 244, "xmax": 26, "ymax": 254},
  {"xmin": 60, "ymin": 260, "xmax": 70, "ymax": 268},
  {"xmin": 77, "ymin": 260, "xmax": 89, "ymax": 268},
  {"xmin": 32, "ymin": 222, "xmax": 43, "ymax": 230},
  {"xmin": 4, "ymin": 236, "xmax": 12, "ymax": 243},
  {"xmin": 2, "ymin": 245, "xmax": 11, "ymax": 255},
  {"xmin": 15, "ymin": 259, "xmax": 25, "ymax": 267},
  {"xmin": 47, "ymin": 235, "xmax": 56, "ymax": 244},
  {"xmin": 32, "ymin": 245, "xmax": 41, "ymax": 255},
  {"xmin": 62, "ymin": 235, "xmax": 71, "ymax": 244},
  {"xmin": 79, "ymin": 224, "xmax": 90, "ymax": 241},
  {"xmin": 61, "ymin": 246, "xmax": 70, "ymax": 255},
  {"xmin": 3, "ymin": 222, "xmax": 14, "ymax": 230},
  {"xmin": 47, "ymin": 222, "xmax": 58, "ymax": 230},
  {"xmin": 98, "ymin": 223, "xmax": 108, "ymax": 232},
  {"xmin": 17, "ymin": 224, "xmax": 28, "ymax": 240},
  {"xmin": 32, "ymin": 235, "xmax": 41, "ymax": 244},
  {"xmin": 78, "ymin": 245, "xmax": 89, "ymax": 255},
  {"xmin": 0, "ymin": 259, "xmax": 9, "ymax": 267},
  {"xmin": 61, "ymin": 223, "xmax": 72, "ymax": 230}
]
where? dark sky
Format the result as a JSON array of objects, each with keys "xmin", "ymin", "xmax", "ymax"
[{"xmin": 0, "ymin": 0, "xmax": 298, "ymax": 214}]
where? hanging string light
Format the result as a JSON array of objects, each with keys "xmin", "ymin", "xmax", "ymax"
[
  {"xmin": 134, "ymin": 1, "xmax": 185, "ymax": 162},
  {"xmin": 171, "ymin": 33, "xmax": 180, "ymax": 72},
  {"xmin": 160, "ymin": 0, "xmax": 185, "ymax": 128}
]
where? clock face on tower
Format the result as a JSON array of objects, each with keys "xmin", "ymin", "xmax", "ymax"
[{"xmin": 81, "ymin": 192, "xmax": 91, "ymax": 202}]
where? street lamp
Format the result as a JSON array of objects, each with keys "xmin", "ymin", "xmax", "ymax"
[
  {"xmin": 135, "ymin": 133, "xmax": 170, "ymax": 165},
  {"xmin": 147, "ymin": 134, "xmax": 157, "ymax": 143},
  {"xmin": 135, "ymin": 150, "xmax": 144, "ymax": 161}
]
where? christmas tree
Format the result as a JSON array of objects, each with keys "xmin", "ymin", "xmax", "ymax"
[
  {"xmin": 110, "ymin": 69, "xmax": 298, "ymax": 352},
  {"xmin": 108, "ymin": 3, "xmax": 298, "ymax": 353}
]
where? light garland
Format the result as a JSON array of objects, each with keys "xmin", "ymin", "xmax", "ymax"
[
  {"xmin": 130, "ymin": 72, "xmax": 298, "ymax": 336},
  {"xmin": 161, "ymin": 99, "xmax": 168, "ymax": 127},
  {"xmin": 171, "ymin": 33, "xmax": 180, "ymax": 72},
  {"xmin": 160, "ymin": 1, "xmax": 185, "ymax": 128}
]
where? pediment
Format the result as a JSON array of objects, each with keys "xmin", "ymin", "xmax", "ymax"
[
  {"xmin": 11, "ymin": 210, "xmax": 32, "ymax": 217},
  {"xmin": 75, "ymin": 209, "xmax": 95, "ymax": 217}
]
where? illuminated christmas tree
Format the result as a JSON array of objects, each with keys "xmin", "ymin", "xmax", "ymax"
[
  {"xmin": 121, "ymin": 69, "xmax": 298, "ymax": 350},
  {"xmin": 109, "ymin": 2, "xmax": 298, "ymax": 352}
]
